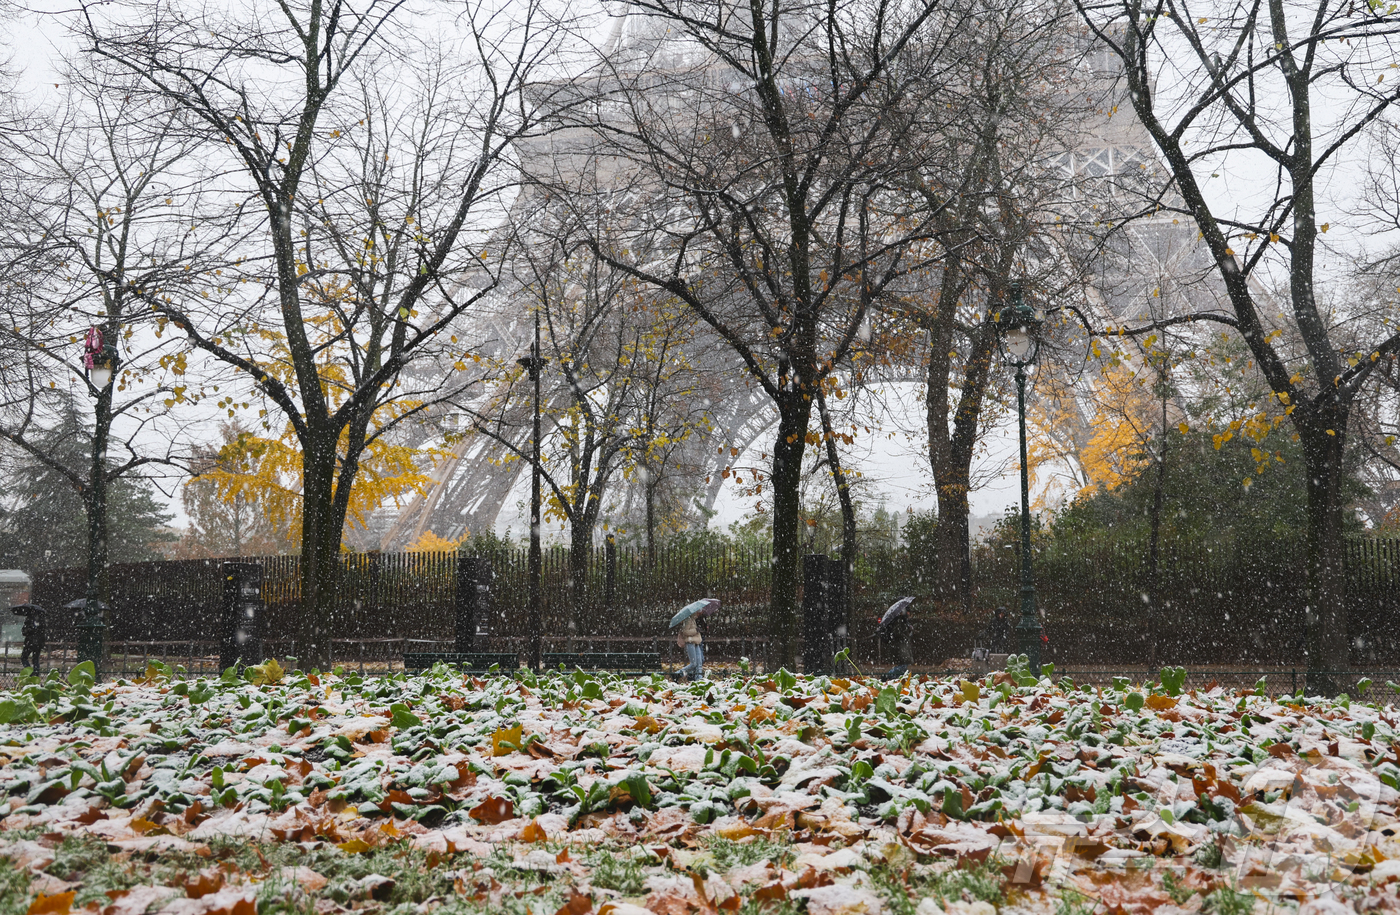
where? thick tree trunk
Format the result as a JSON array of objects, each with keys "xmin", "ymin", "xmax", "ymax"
[
  {"xmin": 569, "ymin": 523, "xmax": 590, "ymax": 638},
  {"xmin": 769, "ymin": 393, "xmax": 812, "ymax": 670},
  {"xmin": 1299, "ymin": 406, "xmax": 1351, "ymax": 695},
  {"xmin": 933, "ymin": 490, "xmax": 971, "ymax": 605},
  {"xmin": 298, "ymin": 430, "xmax": 346, "ymax": 671},
  {"xmin": 927, "ymin": 315, "xmax": 998, "ymax": 615}
]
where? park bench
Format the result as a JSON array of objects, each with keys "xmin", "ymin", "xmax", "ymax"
[
  {"xmin": 403, "ymin": 652, "xmax": 519, "ymax": 672},
  {"xmin": 543, "ymin": 652, "xmax": 658, "ymax": 674}
]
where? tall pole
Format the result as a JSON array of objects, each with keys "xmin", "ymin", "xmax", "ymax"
[
  {"xmin": 1015, "ymin": 364, "xmax": 1040, "ymax": 674},
  {"xmin": 1146, "ymin": 364, "xmax": 1168, "ymax": 671},
  {"xmin": 527, "ymin": 313, "xmax": 544, "ymax": 672},
  {"xmin": 78, "ymin": 341, "xmax": 116, "ymax": 679}
]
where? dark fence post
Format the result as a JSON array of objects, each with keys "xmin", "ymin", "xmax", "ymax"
[
  {"xmin": 605, "ymin": 535, "xmax": 617, "ymax": 616},
  {"xmin": 803, "ymin": 554, "xmax": 839, "ymax": 674},
  {"xmin": 455, "ymin": 557, "xmax": 492, "ymax": 652},
  {"xmin": 830, "ymin": 555, "xmax": 849, "ymax": 667},
  {"xmin": 220, "ymin": 561, "xmax": 263, "ymax": 670}
]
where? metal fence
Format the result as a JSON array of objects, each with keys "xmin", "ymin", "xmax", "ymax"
[{"xmin": 21, "ymin": 535, "xmax": 1400, "ymax": 674}]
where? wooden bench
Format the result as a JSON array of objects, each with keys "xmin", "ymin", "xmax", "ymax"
[
  {"xmin": 403, "ymin": 652, "xmax": 519, "ymax": 672},
  {"xmin": 543, "ymin": 652, "xmax": 658, "ymax": 674}
]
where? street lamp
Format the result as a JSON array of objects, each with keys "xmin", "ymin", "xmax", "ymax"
[
  {"xmin": 80, "ymin": 327, "xmax": 118, "ymax": 678},
  {"xmin": 517, "ymin": 313, "xmax": 547, "ymax": 672},
  {"xmin": 996, "ymin": 283, "xmax": 1044, "ymax": 676}
]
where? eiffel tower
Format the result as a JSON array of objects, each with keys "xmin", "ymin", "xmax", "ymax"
[{"xmin": 368, "ymin": 13, "xmax": 1216, "ymax": 550}]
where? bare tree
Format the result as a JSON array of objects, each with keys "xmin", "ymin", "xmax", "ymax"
[
  {"xmin": 0, "ymin": 75, "xmax": 214, "ymax": 623},
  {"xmin": 875, "ymin": 0, "xmax": 1097, "ymax": 616},
  {"xmin": 81, "ymin": 0, "xmax": 569, "ymax": 667},
  {"xmin": 468, "ymin": 194, "xmax": 714, "ymax": 627},
  {"xmin": 1075, "ymin": 0, "xmax": 1400, "ymax": 692},
  {"xmin": 559, "ymin": 0, "xmax": 966, "ymax": 667}
]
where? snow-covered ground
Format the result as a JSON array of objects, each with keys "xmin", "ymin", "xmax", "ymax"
[{"xmin": 2, "ymin": 662, "xmax": 1398, "ymax": 913}]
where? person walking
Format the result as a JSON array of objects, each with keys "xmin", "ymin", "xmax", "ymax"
[
  {"xmin": 982, "ymin": 606, "xmax": 1011, "ymax": 654},
  {"xmin": 877, "ymin": 597, "xmax": 913, "ymax": 681},
  {"xmin": 14, "ymin": 604, "xmax": 46, "ymax": 671},
  {"xmin": 677, "ymin": 613, "xmax": 705, "ymax": 681}
]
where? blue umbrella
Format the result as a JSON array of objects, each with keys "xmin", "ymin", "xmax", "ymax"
[
  {"xmin": 669, "ymin": 598, "xmax": 720, "ymax": 629},
  {"xmin": 878, "ymin": 596, "xmax": 914, "ymax": 628}
]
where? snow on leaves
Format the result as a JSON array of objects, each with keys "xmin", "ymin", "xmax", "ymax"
[{"xmin": 1, "ymin": 663, "xmax": 1399, "ymax": 912}]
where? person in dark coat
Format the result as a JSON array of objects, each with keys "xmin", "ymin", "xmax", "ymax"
[
  {"xmin": 876, "ymin": 600, "xmax": 913, "ymax": 681},
  {"xmin": 13, "ymin": 604, "xmax": 46, "ymax": 671},
  {"xmin": 981, "ymin": 606, "xmax": 1011, "ymax": 654}
]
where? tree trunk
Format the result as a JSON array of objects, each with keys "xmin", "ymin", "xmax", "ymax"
[
  {"xmin": 1299, "ymin": 405, "xmax": 1351, "ymax": 695},
  {"xmin": 927, "ymin": 313, "xmax": 998, "ymax": 615},
  {"xmin": 645, "ymin": 470, "xmax": 657, "ymax": 568},
  {"xmin": 769, "ymin": 392, "xmax": 812, "ymax": 670},
  {"xmin": 815, "ymin": 388, "xmax": 857, "ymax": 566},
  {"xmin": 297, "ymin": 429, "xmax": 346, "ymax": 671},
  {"xmin": 569, "ymin": 522, "xmax": 590, "ymax": 638},
  {"xmin": 1145, "ymin": 438, "xmax": 1165, "ymax": 670},
  {"xmin": 84, "ymin": 381, "xmax": 113, "ymax": 636}
]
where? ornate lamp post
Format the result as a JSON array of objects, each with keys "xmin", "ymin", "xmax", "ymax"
[
  {"xmin": 996, "ymin": 284, "xmax": 1044, "ymax": 675},
  {"xmin": 517, "ymin": 313, "xmax": 547, "ymax": 671},
  {"xmin": 79, "ymin": 328, "xmax": 118, "ymax": 678}
]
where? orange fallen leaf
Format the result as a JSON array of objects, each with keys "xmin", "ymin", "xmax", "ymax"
[
  {"xmin": 28, "ymin": 893, "xmax": 75, "ymax": 915},
  {"xmin": 1145, "ymin": 694, "xmax": 1177, "ymax": 710},
  {"xmin": 521, "ymin": 818, "xmax": 549, "ymax": 842},
  {"xmin": 633, "ymin": 715, "xmax": 662, "ymax": 734}
]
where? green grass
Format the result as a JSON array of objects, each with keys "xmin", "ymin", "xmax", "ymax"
[
  {"xmin": 703, "ymin": 834, "xmax": 795, "ymax": 871},
  {"xmin": 1162, "ymin": 870, "xmax": 1194, "ymax": 904},
  {"xmin": 870, "ymin": 860, "xmax": 1008, "ymax": 915},
  {"xmin": 44, "ymin": 836, "xmax": 146, "ymax": 909},
  {"xmin": 1055, "ymin": 887, "xmax": 1097, "ymax": 915},
  {"xmin": 586, "ymin": 850, "xmax": 647, "ymax": 895},
  {"xmin": 0, "ymin": 865, "xmax": 32, "ymax": 915},
  {"xmin": 1203, "ymin": 884, "xmax": 1256, "ymax": 915}
]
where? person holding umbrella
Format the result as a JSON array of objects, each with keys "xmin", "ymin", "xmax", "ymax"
[
  {"xmin": 670, "ymin": 598, "xmax": 718, "ymax": 681},
  {"xmin": 12, "ymin": 603, "xmax": 46, "ymax": 671},
  {"xmin": 877, "ymin": 596, "xmax": 914, "ymax": 681}
]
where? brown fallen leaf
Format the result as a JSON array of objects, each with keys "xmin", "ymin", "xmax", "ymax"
[
  {"xmin": 73, "ymin": 806, "xmax": 106, "ymax": 826},
  {"xmin": 469, "ymin": 796, "xmax": 515, "ymax": 825},
  {"xmin": 521, "ymin": 818, "xmax": 549, "ymax": 843},
  {"xmin": 129, "ymin": 817, "xmax": 169, "ymax": 837},
  {"xmin": 183, "ymin": 870, "xmax": 225, "ymax": 899},
  {"xmin": 553, "ymin": 891, "xmax": 593, "ymax": 915}
]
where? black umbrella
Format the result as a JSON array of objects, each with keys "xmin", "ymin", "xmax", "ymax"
[
  {"xmin": 878, "ymin": 596, "xmax": 914, "ymax": 628},
  {"xmin": 10, "ymin": 603, "xmax": 45, "ymax": 616},
  {"xmin": 63, "ymin": 599, "xmax": 110, "ymax": 612}
]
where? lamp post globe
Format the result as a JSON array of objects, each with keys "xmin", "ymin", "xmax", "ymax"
[{"xmin": 997, "ymin": 282, "xmax": 1044, "ymax": 677}]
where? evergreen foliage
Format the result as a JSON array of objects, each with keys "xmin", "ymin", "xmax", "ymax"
[{"xmin": 0, "ymin": 406, "xmax": 173, "ymax": 574}]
